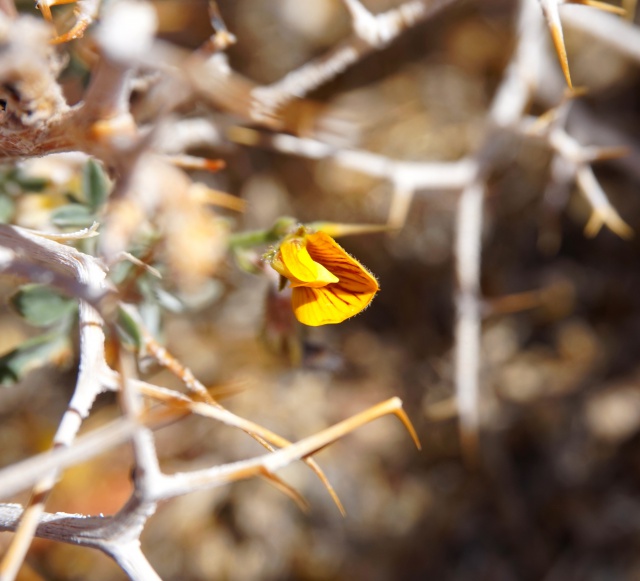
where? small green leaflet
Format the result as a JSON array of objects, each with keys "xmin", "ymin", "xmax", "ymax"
[
  {"xmin": 10, "ymin": 284, "xmax": 78, "ymax": 327},
  {"xmin": 0, "ymin": 332, "xmax": 72, "ymax": 386},
  {"xmin": 116, "ymin": 305, "xmax": 143, "ymax": 350},
  {"xmin": 82, "ymin": 158, "xmax": 109, "ymax": 213},
  {"xmin": 50, "ymin": 204, "xmax": 95, "ymax": 229},
  {"xmin": 0, "ymin": 194, "xmax": 14, "ymax": 223}
]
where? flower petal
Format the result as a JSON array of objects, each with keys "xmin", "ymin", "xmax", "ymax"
[
  {"xmin": 279, "ymin": 236, "xmax": 338, "ymax": 288},
  {"xmin": 286, "ymin": 232, "xmax": 379, "ymax": 325},
  {"xmin": 305, "ymin": 232, "xmax": 379, "ymax": 294},
  {"xmin": 269, "ymin": 229, "xmax": 379, "ymax": 325},
  {"xmin": 291, "ymin": 278, "xmax": 378, "ymax": 326}
]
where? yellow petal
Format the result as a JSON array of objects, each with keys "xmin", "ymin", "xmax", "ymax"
[
  {"xmin": 279, "ymin": 236, "xmax": 339, "ymax": 288},
  {"xmin": 291, "ymin": 284, "xmax": 376, "ymax": 326},
  {"xmin": 290, "ymin": 232, "xmax": 379, "ymax": 326}
]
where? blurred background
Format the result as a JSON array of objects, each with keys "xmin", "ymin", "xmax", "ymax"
[{"xmin": 3, "ymin": 0, "xmax": 640, "ymax": 579}]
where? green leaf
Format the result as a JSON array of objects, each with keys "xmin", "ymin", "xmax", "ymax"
[
  {"xmin": 116, "ymin": 305, "xmax": 143, "ymax": 350},
  {"xmin": 51, "ymin": 204, "xmax": 95, "ymax": 229},
  {"xmin": 10, "ymin": 284, "xmax": 77, "ymax": 327},
  {"xmin": 83, "ymin": 159, "xmax": 109, "ymax": 213},
  {"xmin": 0, "ymin": 194, "xmax": 15, "ymax": 223},
  {"xmin": 152, "ymin": 287, "xmax": 184, "ymax": 314},
  {"xmin": 109, "ymin": 259, "xmax": 135, "ymax": 286},
  {"xmin": 0, "ymin": 332, "xmax": 73, "ymax": 386},
  {"xmin": 14, "ymin": 174, "xmax": 49, "ymax": 193}
]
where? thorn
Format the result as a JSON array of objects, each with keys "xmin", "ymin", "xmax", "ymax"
[
  {"xmin": 571, "ymin": 0, "xmax": 626, "ymax": 15},
  {"xmin": 389, "ymin": 398, "xmax": 422, "ymax": 451},
  {"xmin": 584, "ymin": 209, "xmax": 634, "ymax": 239},
  {"xmin": 588, "ymin": 146, "xmax": 630, "ymax": 162},
  {"xmin": 308, "ymin": 222, "xmax": 392, "ymax": 238},
  {"xmin": 189, "ymin": 183, "xmax": 246, "ymax": 212},
  {"xmin": 550, "ymin": 22, "xmax": 573, "ymax": 89},
  {"xmin": 163, "ymin": 154, "xmax": 226, "ymax": 173},
  {"xmin": 258, "ymin": 468, "xmax": 311, "ymax": 513},
  {"xmin": 564, "ymin": 85, "xmax": 588, "ymax": 99}
]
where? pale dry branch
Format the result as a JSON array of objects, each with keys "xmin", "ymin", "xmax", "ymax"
[
  {"xmin": 115, "ymin": 306, "xmax": 348, "ymax": 514},
  {"xmin": 513, "ymin": 107, "xmax": 634, "ymax": 238},
  {"xmin": 454, "ymin": 176, "xmax": 485, "ymax": 460},
  {"xmin": 228, "ymin": 126, "xmax": 474, "ymax": 229},
  {"xmin": 106, "ymin": 542, "xmax": 162, "ymax": 581},
  {"xmin": 0, "ymin": 224, "xmax": 112, "ymax": 306},
  {"xmin": 28, "ymin": 222, "xmax": 101, "ymax": 242},
  {"xmin": 102, "ymin": 355, "xmax": 163, "ymax": 581},
  {"xmin": 229, "ymin": 126, "xmax": 474, "ymax": 190},
  {"xmin": 0, "ymin": 300, "xmax": 110, "ymax": 581},
  {"xmin": 0, "ymin": 416, "xmax": 141, "ymax": 501},
  {"xmin": 180, "ymin": 0, "xmax": 457, "ymax": 136},
  {"xmin": 226, "ymin": 0, "xmax": 634, "ymax": 465},
  {"xmin": 341, "ymin": 0, "xmax": 434, "ymax": 47},
  {"xmin": 452, "ymin": 0, "xmax": 547, "ymax": 460},
  {"xmin": 0, "ymin": 226, "xmax": 113, "ymax": 581},
  {"xmin": 149, "ymin": 397, "xmax": 420, "ymax": 501},
  {"xmin": 154, "ymin": 117, "xmax": 226, "ymax": 153},
  {"xmin": 563, "ymin": 2, "xmax": 640, "ymax": 62},
  {"xmin": 250, "ymin": 0, "xmax": 456, "ymax": 123},
  {"xmin": 547, "ymin": 121, "xmax": 633, "ymax": 237},
  {"xmin": 576, "ymin": 164, "xmax": 633, "ymax": 238},
  {"xmin": 450, "ymin": 0, "xmax": 632, "ymax": 461},
  {"xmin": 1, "ymin": 501, "xmax": 161, "ymax": 581},
  {"xmin": 116, "ymin": 347, "xmax": 162, "ymax": 495},
  {"xmin": 0, "ymin": 391, "xmax": 418, "ymax": 581},
  {"xmin": 0, "ymin": 231, "xmax": 108, "ymax": 572},
  {"xmin": 0, "ymin": 0, "xmax": 16, "ymax": 17}
]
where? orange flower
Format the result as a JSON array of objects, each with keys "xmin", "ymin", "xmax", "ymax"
[{"xmin": 269, "ymin": 229, "xmax": 379, "ymax": 326}]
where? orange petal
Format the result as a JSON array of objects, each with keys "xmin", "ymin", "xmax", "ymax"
[{"xmin": 305, "ymin": 232, "xmax": 378, "ymax": 293}]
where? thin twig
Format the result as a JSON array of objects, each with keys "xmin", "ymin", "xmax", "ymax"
[{"xmin": 453, "ymin": 0, "xmax": 545, "ymax": 461}]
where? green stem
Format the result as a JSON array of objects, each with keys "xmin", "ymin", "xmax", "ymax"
[{"xmin": 228, "ymin": 216, "xmax": 298, "ymax": 249}]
